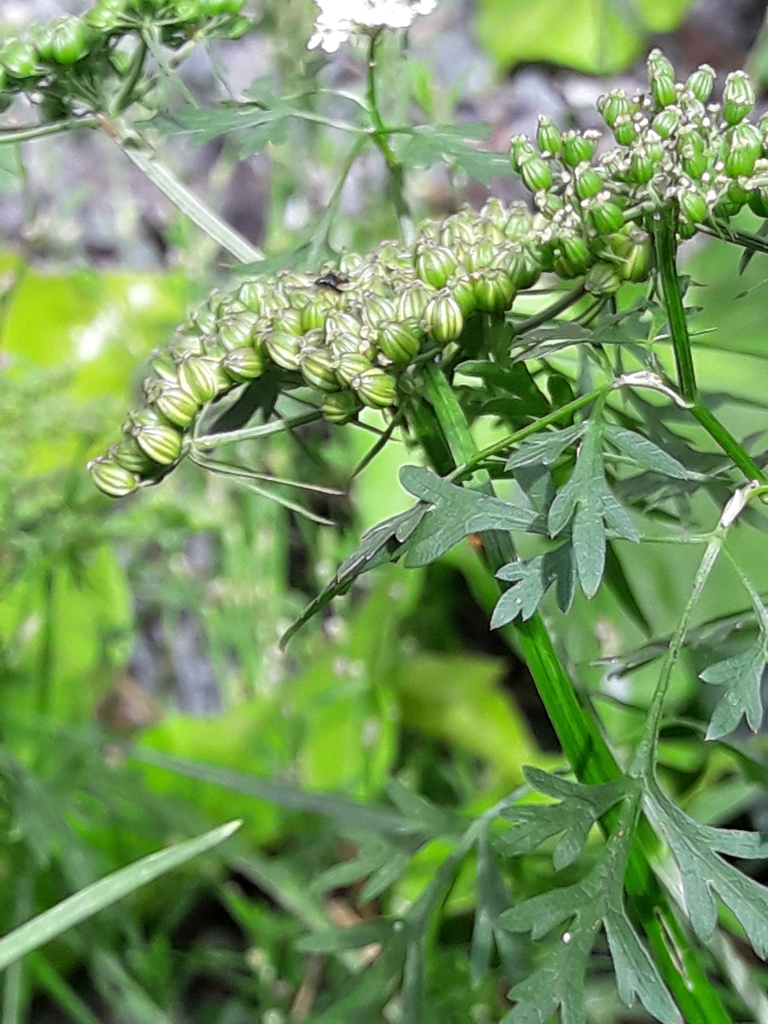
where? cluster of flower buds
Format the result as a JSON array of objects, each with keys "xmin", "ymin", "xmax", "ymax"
[
  {"xmin": 90, "ymin": 51, "xmax": 768, "ymax": 498},
  {"xmin": 510, "ymin": 48, "xmax": 768, "ymax": 295},
  {"xmin": 0, "ymin": 0, "xmax": 247, "ymax": 116}
]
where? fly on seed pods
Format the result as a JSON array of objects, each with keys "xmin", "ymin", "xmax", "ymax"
[{"xmin": 314, "ymin": 270, "xmax": 349, "ymax": 292}]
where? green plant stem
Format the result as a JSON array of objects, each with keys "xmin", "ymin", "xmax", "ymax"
[
  {"xmin": 414, "ymin": 361, "xmax": 733, "ymax": 1024},
  {"xmin": 511, "ymin": 282, "xmax": 587, "ymax": 337},
  {"xmin": 0, "ymin": 118, "xmax": 100, "ymax": 144},
  {"xmin": 99, "ymin": 118, "xmax": 263, "ymax": 264},
  {"xmin": 652, "ymin": 212, "xmax": 766, "ymax": 484},
  {"xmin": 366, "ymin": 30, "xmax": 412, "ymax": 241}
]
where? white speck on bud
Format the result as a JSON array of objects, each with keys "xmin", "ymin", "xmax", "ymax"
[
  {"xmin": 308, "ymin": 0, "xmax": 438, "ymax": 52},
  {"xmin": 562, "ymin": 931, "xmax": 572, "ymax": 944}
]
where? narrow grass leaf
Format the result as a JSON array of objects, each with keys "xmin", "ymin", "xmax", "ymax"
[{"xmin": 0, "ymin": 821, "xmax": 240, "ymax": 971}]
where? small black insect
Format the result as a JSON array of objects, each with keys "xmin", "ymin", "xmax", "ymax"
[{"xmin": 314, "ymin": 270, "xmax": 349, "ymax": 292}]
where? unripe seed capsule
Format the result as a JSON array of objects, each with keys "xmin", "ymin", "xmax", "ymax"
[
  {"xmin": 336, "ymin": 352, "xmax": 372, "ymax": 386},
  {"xmin": 536, "ymin": 114, "xmax": 561, "ymax": 155},
  {"xmin": 573, "ymin": 166, "xmax": 605, "ymax": 200},
  {"xmin": 647, "ymin": 48, "xmax": 675, "ymax": 83},
  {"xmin": 415, "ymin": 245, "xmax": 458, "ymax": 288},
  {"xmin": 598, "ymin": 89, "xmax": 633, "ymax": 129},
  {"xmin": 509, "ymin": 135, "xmax": 536, "ymax": 171},
  {"xmin": 177, "ymin": 355, "xmax": 228, "ymax": 403},
  {"xmin": 480, "ymin": 197, "xmax": 510, "ymax": 231},
  {"xmin": 472, "ymin": 268, "xmax": 515, "ymax": 312},
  {"xmin": 111, "ymin": 435, "xmax": 155, "ymax": 475},
  {"xmin": 466, "ymin": 240, "xmax": 496, "ymax": 273},
  {"xmin": 299, "ymin": 348, "xmax": 339, "ymax": 391},
  {"xmin": 424, "ymin": 290, "xmax": 464, "ymax": 344},
  {"xmin": 748, "ymin": 186, "xmax": 768, "ymax": 218},
  {"xmin": 218, "ymin": 312, "xmax": 258, "ymax": 351},
  {"xmin": 446, "ymin": 273, "xmax": 477, "ymax": 318},
  {"xmin": 153, "ymin": 385, "xmax": 200, "ymax": 428},
  {"xmin": 561, "ymin": 130, "xmax": 600, "ymax": 167},
  {"xmin": 723, "ymin": 122, "xmax": 761, "ymax": 178},
  {"xmin": 351, "ymin": 368, "xmax": 397, "ymax": 409},
  {"xmin": 612, "ymin": 114, "xmax": 638, "ymax": 147},
  {"xmin": 520, "ymin": 155, "xmax": 553, "ymax": 192},
  {"xmin": 651, "ymin": 106, "xmax": 680, "ymax": 139},
  {"xmin": 504, "ymin": 203, "xmax": 533, "ymax": 240},
  {"xmin": 133, "ymin": 424, "xmax": 183, "ymax": 466},
  {"xmin": 685, "ymin": 64, "xmax": 715, "ymax": 104},
  {"xmin": 585, "ymin": 261, "xmax": 622, "ymax": 295},
  {"xmin": 677, "ymin": 186, "xmax": 708, "ymax": 226},
  {"xmin": 397, "ymin": 280, "xmax": 435, "ymax": 321},
  {"xmin": 1, "ymin": 40, "xmax": 39, "ymax": 79},
  {"xmin": 651, "ymin": 75, "xmax": 677, "ymax": 109},
  {"xmin": 551, "ymin": 235, "xmax": 591, "ymax": 278},
  {"xmin": 722, "ymin": 70, "xmax": 755, "ymax": 125},
  {"xmin": 265, "ymin": 330, "xmax": 302, "ymax": 370},
  {"xmin": 223, "ymin": 346, "xmax": 265, "ymax": 382},
  {"xmin": 585, "ymin": 194, "xmax": 624, "ymax": 235},
  {"xmin": 321, "ymin": 390, "xmax": 362, "ymax": 425},
  {"xmin": 89, "ymin": 457, "xmax": 139, "ymax": 498},
  {"xmin": 378, "ymin": 320, "xmax": 421, "ymax": 364},
  {"xmin": 271, "ymin": 307, "xmax": 304, "ymax": 335},
  {"xmin": 361, "ymin": 291, "xmax": 397, "ymax": 326}
]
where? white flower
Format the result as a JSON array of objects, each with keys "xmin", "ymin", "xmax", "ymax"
[{"xmin": 308, "ymin": 0, "xmax": 438, "ymax": 53}]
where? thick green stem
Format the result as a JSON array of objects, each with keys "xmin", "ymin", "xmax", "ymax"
[
  {"xmin": 415, "ymin": 361, "xmax": 732, "ymax": 1024},
  {"xmin": 652, "ymin": 212, "xmax": 766, "ymax": 484}
]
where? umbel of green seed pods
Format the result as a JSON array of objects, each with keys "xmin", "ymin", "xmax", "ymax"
[{"xmin": 90, "ymin": 50, "xmax": 768, "ymax": 500}]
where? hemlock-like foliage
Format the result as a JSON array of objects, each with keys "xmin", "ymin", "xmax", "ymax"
[{"xmin": 4, "ymin": 4, "xmax": 768, "ymax": 1020}]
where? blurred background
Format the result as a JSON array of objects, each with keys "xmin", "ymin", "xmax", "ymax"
[{"xmin": 2, "ymin": 1, "xmax": 768, "ymax": 1021}]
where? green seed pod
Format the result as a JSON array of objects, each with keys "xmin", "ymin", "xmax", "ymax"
[
  {"xmin": 441, "ymin": 216, "xmax": 479, "ymax": 248},
  {"xmin": 647, "ymin": 48, "xmax": 675, "ymax": 81},
  {"xmin": 321, "ymin": 390, "xmax": 362, "ymax": 425},
  {"xmin": 325, "ymin": 310, "xmax": 362, "ymax": 341},
  {"xmin": 536, "ymin": 115, "xmax": 562, "ymax": 155},
  {"xmin": 270, "ymin": 306, "xmax": 304, "ymax": 335},
  {"xmin": 504, "ymin": 203, "xmax": 533, "ymax": 241},
  {"xmin": 361, "ymin": 291, "xmax": 397, "ymax": 327},
  {"xmin": 351, "ymin": 368, "xmax": 397, "ymax": 410},
  {"xmin": 329, "ymin": 332, "xmax": 363, "ymax": 357},
  {"xmin": 133, "ymin": 423, "xmax": 183, "ymax": 466},
  {"xmin": 153, "ymin": 384, "xmax": 200, "ymax": 428},
  {"xmin": 585, "ymin": 194, "xmax": 624, "ymax": 235},
  {"xmin": 612, "ymin": 114, "xmax": 638, "ymax": 147},
  {"xmin": 217, "ymin": 311, "xmax": 258, "ymax": 351},
  {"xmin": 472, "ymin": 268, "xmax": 516, "ymax": 313},
  {"xmin": 748, "ymin": 186, "xmax": 768, "ymax": 218},
  {"xmin": 424, "ymin": 290, "xmax": 464, "ymax": 344},
  {"xmin": 264, "ymin": 330, "xmax": 302, "ymax": 370},
  {"xmin": 396, "ymin": 280, "xmax": 435, "ymax": 321},
  {"xmin": 651, "ymin": 106, "xmax": 680, "ymax": 140},
  {"xmin": 510, "ymin": 135, "xmax": 536, "ymax": 171},
  {"xmin": 237, "ymin": 279, "xmax": 268, "ymax": 311},
  {"xmin": 223, "ymin": 346, "xmax": 265, "ymax": 382},
  {"xmin": 335, "ymin": 352, "xmax": 372, "ymax": 386},
  {"xmin": 378, "ymin": 319, "xmax": 421, "ymax": 365},
  {"xmin": 415, "ymin": 245, "xmax": 459, "ymax": 288},
  {"xmin": 722, "ymin": 70, "xmax": 755, "ymax": 125},
  {"xmin": 677, "ymin": 186, "xmax": 709, "ymax": 226},
  {"xmin": 150, "ymin": 349, "xmax": 180, "ymax": 385},
  {"xmin": 723, "ymin": 122, "xmax": 762, "ymax": 178},
  {"xmin": 651, "ymin": 74, "xmax": 677, "ymax": 109},
  {"xmin": 41, "ymin": 16, "xmax": 90, "ymax": 65},
  {"xmin": 597, "ymin": 89, "xmax": 634, "ymax": 129},
  {"xmin": 685, "ymin": 64, "xmax": 715, "ymax": 104},
  {"xmin": 561, "ymin": 130, "xmax": 600, "ymax": 167},
  {"xmin": 89, "ymin": 456, "xmax": 139, "ymax": 498},
  {"xmin": 300, "ymin": 347, "xmax": 338, "ymax": 391},
  {"xmin": 446, "ymin": 273, "xmax": 477, "ymax": 318},
  {"xmin": 111, "ymin": 435, "xmax": 155, "ymax": 475},
  {"xmin": 571, "ymin": 166, "xmax": 603, "ymax": 200},
  {"xmin": 301, "ymin": 296, "xmax": 333, "ymax": 332},
  {"xmin": 480, "ymin": 197, "xmax": 510, "ymax": 232},
  {"xmin": 177, "ymin": 355, "xmax": 229, "ymax": 403},
  {"xmin": 606, "ymin": 228, "xmax": 652, "ymax": 282},
  {"xmin": 584, "ymin": 261, "xmax": 622, "ymax": 296},
  {"xmin": 1, "ymin": 39, "xmax": 39, "ymax": 79},
  {"xmin": 502, "ymin": 245, "xmax": 542, "ymax": 290},
  {"xmin": 630, "ymin": 140, "xmax": 663, "ymax": 184},
  {"xmin": 520, "ymin": 155, "xmax": 553, "ymax": 192},
  {"xmin": 466, "ymin": 240, "xmax": 497, "ymax": 273},
  {"xmin": 678, "ymin": 129, "xmax": 709, "ymax": 179},
  {"xmin": 551, "ymin": 235, "xmax": 591, "ymax": 278}
]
